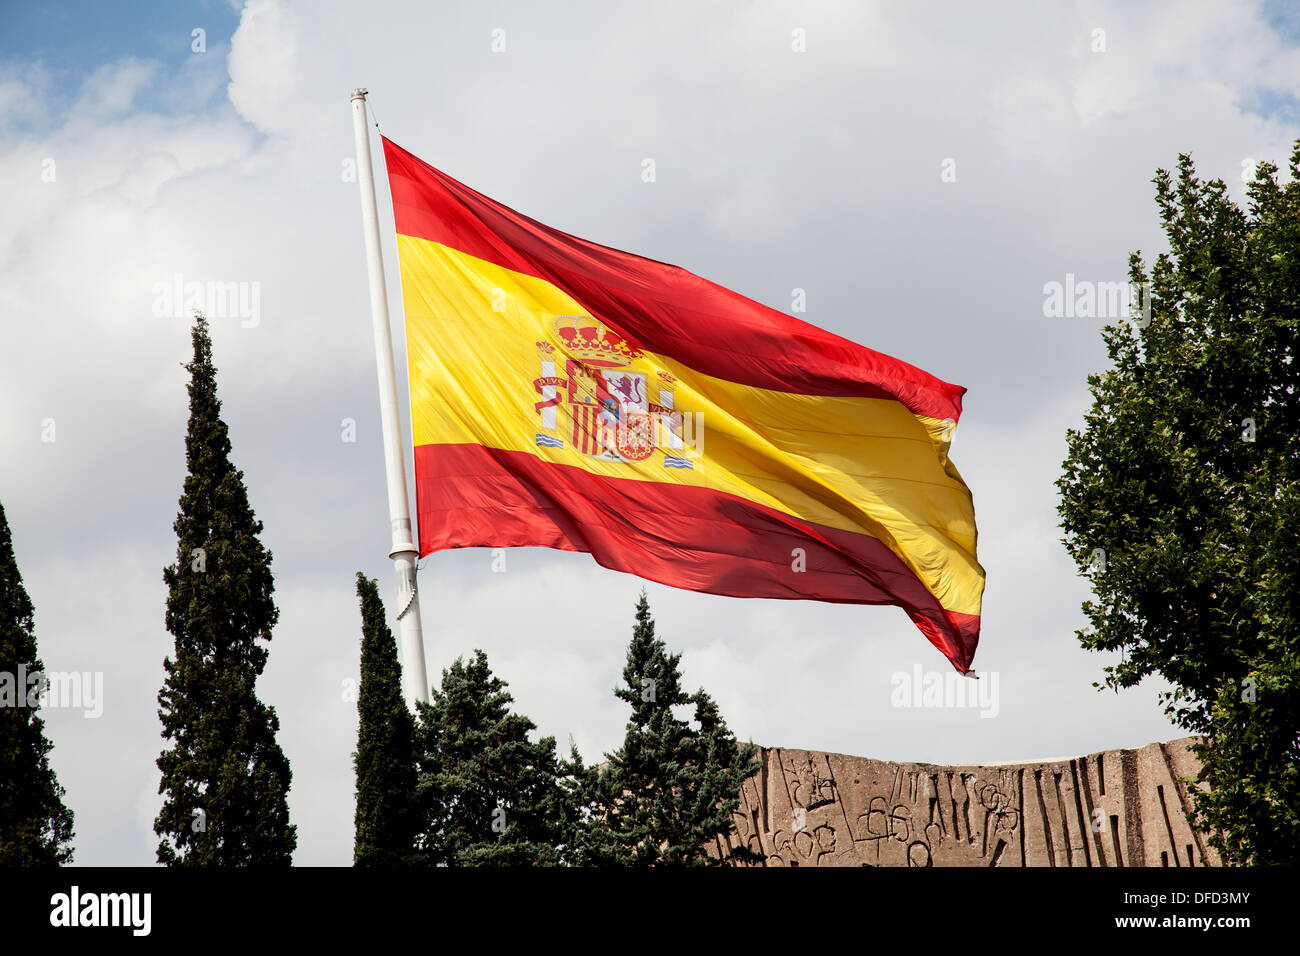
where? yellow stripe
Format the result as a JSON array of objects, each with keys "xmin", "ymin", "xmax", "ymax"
[{"xmin": 396, "ymin": 234, "xmax": 983, "ymax": 616}]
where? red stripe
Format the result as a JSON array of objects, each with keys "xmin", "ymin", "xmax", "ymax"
[
  {"xmin": 384, "ymin": 137, "xmax": 966, "ymax": 421},
  {"xmin": 414, "ymin": 443, "xmax": 979, "ymax": 672},
  {"xmin": 573, "ymin": 406, "xmax": 596, "ymax": 455}
]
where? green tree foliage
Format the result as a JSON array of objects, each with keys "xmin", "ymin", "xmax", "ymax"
[
  {"xmin": 580, "ymin": 591, "xmax": 760, "ymax": 866},
  {"xmin": 352, "ymin": 572, "xmax": 418, "ymax": 866},
  {"xmin": 1058, "ymin": 146, "xmax": 1300, "ymax": 865},
  {"xmin": 412, "ymin": 649, "xmax": 581, "ymax": 865},
  {"xmin": 0, "ymin": 499, "xmax": 74, "ymax": 865},
  {"xmin": 155, "ymin": 314, "xmax": 296, "ymax": 865}
]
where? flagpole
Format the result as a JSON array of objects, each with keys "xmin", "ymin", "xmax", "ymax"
[{"xmin": 350, "ymin": 88, "xmax": 430, "ymax": 706}]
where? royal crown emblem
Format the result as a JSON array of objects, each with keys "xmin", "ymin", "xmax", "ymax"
[
  {"xmin": 530, "ymin": 315, "xmax": 697, "ymax": 468},
  {"xmin": 553, "ymin": 314, "xmax": 642, "ymax": 368}
]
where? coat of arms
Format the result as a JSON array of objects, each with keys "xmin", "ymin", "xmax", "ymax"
[{"xmin": 531, "ymin": 315, "xmax": 696, "ymax": 469}]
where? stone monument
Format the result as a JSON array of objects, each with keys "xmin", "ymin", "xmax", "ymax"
[{"xmin": 712, "ymin": 737, "xmax": 1220, "ymax": 866}]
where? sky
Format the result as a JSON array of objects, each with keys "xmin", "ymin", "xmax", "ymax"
[{"xmin": 2, "ymin": 0, "xmax": 1298, "ymax": 866}]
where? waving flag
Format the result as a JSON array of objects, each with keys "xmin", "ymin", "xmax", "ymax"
[{"xmin": 382, "ymin": 136, "xmax": 984, "ymax": 673}]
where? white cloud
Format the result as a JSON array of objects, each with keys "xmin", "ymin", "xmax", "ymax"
[
  {"xmin": 72, "ymin": 58, "xmax": 159, "ymax": 118},
  {"xmin": 226, "ymin": 0, "xmax": 304, "ymax": 136}
]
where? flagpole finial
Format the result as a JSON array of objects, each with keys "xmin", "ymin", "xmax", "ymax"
[{"xmin": 351, "ymin": 88, "xmax": 368, "ymax": 100}]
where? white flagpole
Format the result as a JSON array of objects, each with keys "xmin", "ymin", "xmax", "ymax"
[{"xmin": 350, "ymin": 88, "xmax": 429, "ymax": 706}]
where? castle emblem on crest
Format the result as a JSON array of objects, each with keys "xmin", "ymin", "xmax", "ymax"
[{"xmin": 531, "ymin": 315, "xmax": 695, "ymax": 468}]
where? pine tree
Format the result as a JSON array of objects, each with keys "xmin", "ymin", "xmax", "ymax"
[
  {"xmin": 412, "ymin": 650, "xmax": 580, "ymax": 865},
  {"xmin": 155, "ymin": 313, "xmax": 296, "ymax": 865},
  {"xmin": 352, "ymin": 572, "xmax": 418, "ymax": 866},
  {"xmin": 0, "ymin": 499, "xmax": 74, "ymax": 865},
  {"xmin": 581, "ymin": 591, "xmax": 759, "ymax": 866}
]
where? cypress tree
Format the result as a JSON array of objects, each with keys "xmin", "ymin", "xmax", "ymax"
[
  {"xmin": 155, "ymin": 313, "xmax": 296, "ymax": 865},
  {"xmin": 0, "ymin": 499, "xmax": 74, "ymax": 865},
  {"xmin": 582, "ymin": 591, "xmax": 759, "ymax": 866},
  {"xmin": 413, "ymin": 650, "xmax": 580, "ymax": 865},
  {"xmin": 352, "ymin": 572, "xmax": 418, "ymax": 866}
]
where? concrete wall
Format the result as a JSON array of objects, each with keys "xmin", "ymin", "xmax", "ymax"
[{"xmin": 713, "ymin": 737, "xmax": 1220, "ymax": 866}]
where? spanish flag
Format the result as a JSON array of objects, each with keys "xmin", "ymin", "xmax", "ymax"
[{"xmin": 382, "ymin": 137, "xmax": 984, "ymax": 673}]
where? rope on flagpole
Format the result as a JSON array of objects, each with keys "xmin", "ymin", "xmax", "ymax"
[{"xmin": 395, "ymin": 579, "xmax": 417, "ymax": 620}]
